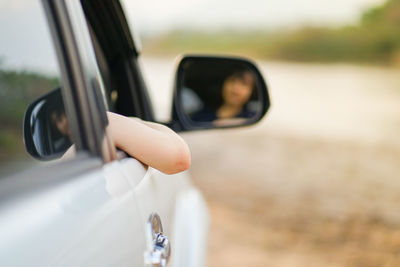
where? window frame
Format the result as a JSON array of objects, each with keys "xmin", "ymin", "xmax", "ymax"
[
  {"xmin": 42, "ymin": 0, "xmax": 116, "ymax": 162},
  {"xmin": 81, "ymin": 0, "xmax": 155, "ymax": 121}
]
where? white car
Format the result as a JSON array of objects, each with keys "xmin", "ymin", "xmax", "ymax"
[{"xmin": 0, "ymin": 0, "xmax": 270, "ymax": 266}]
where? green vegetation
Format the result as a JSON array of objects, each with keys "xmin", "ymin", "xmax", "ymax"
[
  {"xmin": 143, "ymin": 0, "xmax": 400, "ymax": 65},
  {"xmin": 0, "ymin": 69, "xmax": 58, "ymax": 126},
  {"xmin": 0, "ymin": 67, "xmax": 59, "ymax": 160}
]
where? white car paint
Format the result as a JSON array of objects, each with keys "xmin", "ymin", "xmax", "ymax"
[{"xmin": 117, "ymin": 157, "xmax": 210, "ymax": 267}]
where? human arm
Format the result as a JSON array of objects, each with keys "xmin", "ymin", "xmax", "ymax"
[{"xmin": 106, "ymin": 112, "xmax": 191, "ymax": 174}]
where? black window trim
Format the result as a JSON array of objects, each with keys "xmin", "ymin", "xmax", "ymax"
[
  {"xmin": 81, "ymin": 0, "xmax": 155, "ymax": 121},
  {"xmin": 42, "ymin": 0, "xmax": 115, "ymax": 162}
]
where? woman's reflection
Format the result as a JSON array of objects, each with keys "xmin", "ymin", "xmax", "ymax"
[
  {"xmin": 191, "ymin": 70, "xmax": 256, "ymax": 126},
  {"xmin": 49, "ymin": 104, "xmax": 72, "ymax": 152}
]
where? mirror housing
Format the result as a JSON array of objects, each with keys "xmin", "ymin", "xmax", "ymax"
[
  {"xmin": 171, "ymin": 55, "xmax": 270, "ymax": 131},
  {"xmin": 23, "ymin": 88, "xmax": 72, "ymax": 161}
]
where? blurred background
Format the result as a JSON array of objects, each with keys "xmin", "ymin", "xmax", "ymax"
[
  {"xmin": 129, "ymin": 0, "xmax": 400, "ymax": 266},
  {"xmin": 1, "ymin": 0, "xmax": 400, "ymax": 266}
]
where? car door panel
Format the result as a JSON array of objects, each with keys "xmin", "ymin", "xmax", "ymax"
[
  {"xmin": 0, "ymin": 155, "xmax": 146, "ymax": 266},
  {"xmin": 172, "ymin": 188, "xmax": 209, "ymax": 267},
  {"xmin": 118, "ymin": 158, "xmax": 209, "ymax": 267}
]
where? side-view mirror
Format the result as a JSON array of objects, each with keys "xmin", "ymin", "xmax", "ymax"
[
  {"xmin": 171, "ymin": 55, "xmax": 270, "ymax": 131},
  {"xmin": 23, "ymin": 87, "xmax": 72, "ymax": 160}
]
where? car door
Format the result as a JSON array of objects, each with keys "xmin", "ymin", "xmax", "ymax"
[
  {"xmin": 79, "ymin": 2, "xmax": 210, "ymax": 266},
  {"xmin": 0, "ymin": 0, "xmax": 148, "ymax": 265}
]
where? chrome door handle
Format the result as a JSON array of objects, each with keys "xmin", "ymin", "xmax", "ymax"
[{"xmin": 144, "ymin": 213, "xmax": 171, "ymax": 267}]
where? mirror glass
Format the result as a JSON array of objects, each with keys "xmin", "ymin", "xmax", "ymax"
[
  {"xmin": 24, "ymin": 88, "xmax": 72, "ymax": 160},
  {"xmin": 178, "ymin": 57, "xmax": 265, "ymax": 127}
]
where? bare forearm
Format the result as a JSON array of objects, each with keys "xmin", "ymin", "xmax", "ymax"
[{"xmin": 107, "ymin": 112, "xmax": 191, "ymax": 174}]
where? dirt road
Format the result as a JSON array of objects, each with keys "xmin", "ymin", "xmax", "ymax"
[{"xmin": 184, "ymin": 129, "xmax": 400, "ymax": 267}]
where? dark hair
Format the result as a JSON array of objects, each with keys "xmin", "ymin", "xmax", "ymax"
[
  {"xmin": 225, "ymin": 70, "xmax": 256, "ymax": 88},
  {"xmin": 45, "ymin": 88, "xmax": 65, "ymax": 118},
  {"xmin": 45, "ymin": 90, "xmax": 66, "ymax": 134}
]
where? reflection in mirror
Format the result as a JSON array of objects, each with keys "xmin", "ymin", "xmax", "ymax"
[
  {"xmin": 179, "ymin": 58, "xmax": 264, "ymax": 127},
  {"xmin": 24, "ymin": 88, "xmax": 72, "ymax": 160}
]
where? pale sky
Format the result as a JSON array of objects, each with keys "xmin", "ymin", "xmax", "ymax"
[
  {"xmin": 0, "ymin": 0, "xmax": 384, "ymax": 73},
  {"xmin": 121, "ymin": 0, "xmax": 383, "ymax": 34}
]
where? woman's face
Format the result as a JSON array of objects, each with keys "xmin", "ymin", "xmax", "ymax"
[
  {"xmin": 222, "ymin": 74, "xmax": 254, "ymax": 107},
  {"xmin": 51, "ymin": 112, "xmax": 71, "ymax": 137}
]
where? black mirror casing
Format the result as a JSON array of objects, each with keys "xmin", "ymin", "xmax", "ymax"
[
  {"xmin": 23, "ymin": 88, "xmax": 72, "ymax": 161},
  {"xmin": 171, "ymin": 55, "xmax": 271, "ymax": 131}
]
